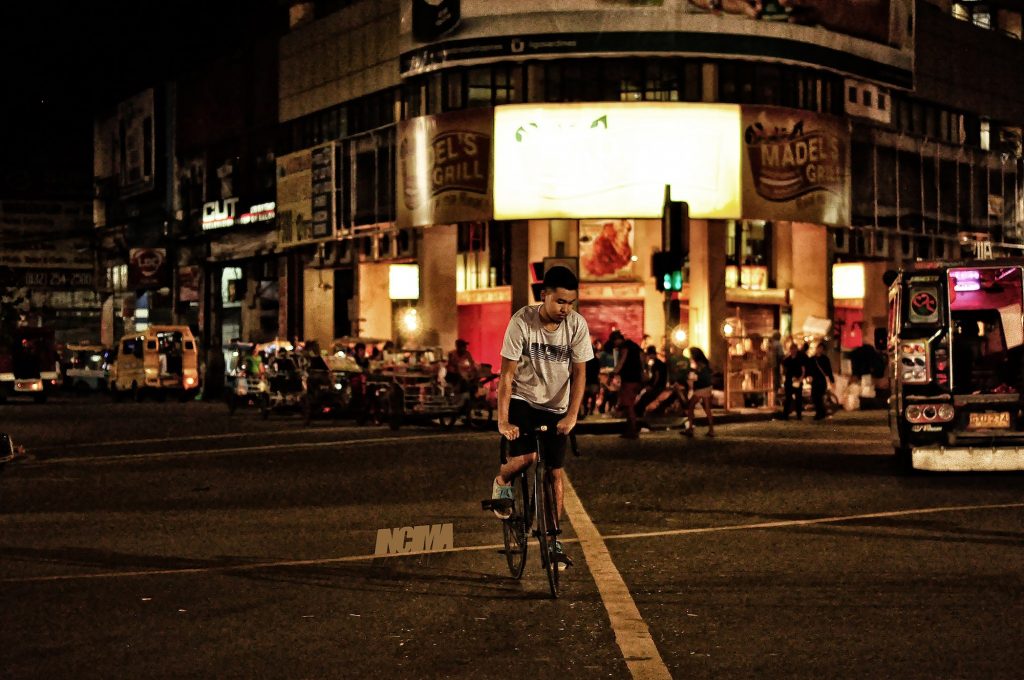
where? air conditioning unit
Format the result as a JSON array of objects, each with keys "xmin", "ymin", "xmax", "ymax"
[
  {"xmin": 864, "ymin": 230, "xmax": 889, "ymax": 258},
  {"xmin": 378, "ymin": 233, "xmax": 396, "ymax": 260},
  {"xmin": 395, "ymin": 228, "xmax": 417, "ymax": 259},
  {"xmin": 843, "ymin": 78, "xmax": 892, "ymax": 125},
  {"xmin": 830, "ymin": 229, "xmax": 850, "ymax": 254},
  {"xmin": 336, "ymin": 239, "xmax": 354, "ymax": 265}
]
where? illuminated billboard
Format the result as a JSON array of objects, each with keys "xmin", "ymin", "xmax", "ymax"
[{"xmin": 493, "ymin": 103, "xmax": 742, "ymax": 220}]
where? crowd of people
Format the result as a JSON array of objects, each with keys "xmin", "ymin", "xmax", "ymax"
[{"xmin": 576, "ymin": 329, "xmax": 717, "ymax": 439}]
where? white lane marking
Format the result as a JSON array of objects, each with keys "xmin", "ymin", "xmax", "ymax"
[
  {"xmin": 561, "ymin": 474, "xmax": 673, "ymax": 680},
  {"xmin": 600, "ymin": 501, "xmax": 1024, "ymax": 541},
  {"xmin": 650, "ymin": 434, "xmax": 887, "ymax": 447},
  {"xmin": 23, "ymin": 433, "xmax": 489, "ymax": 466},
  {"xmin": 3, "ymin": 501, "xmax": 1021, "ymax": 584},
  {"xmin": 28, "ymin": 425, "xmax": 391, "ymax": 452}
]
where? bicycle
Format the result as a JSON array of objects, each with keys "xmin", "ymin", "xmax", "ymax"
[{"xmin": 481, "ymin": 425, "xmax": 578, "ymax": 598}]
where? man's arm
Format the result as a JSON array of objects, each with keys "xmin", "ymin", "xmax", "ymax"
[
  {"xmin": 611, "ymin": 347, "xmax": 627, "ymax": 376},
  {"xmin": 558, "ymin": 361, "xmax": 587, "ymax": 435},
  {"xmin": 496, "ymin": 357, "xmax": 520, "ymax": 440}
]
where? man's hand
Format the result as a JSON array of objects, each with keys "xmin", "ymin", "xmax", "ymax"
[
  {"xmin": 556, "ymin": 414, "xmax": 577, "ymax": 435},
  {"xmin": 498, "ymin": 421, "xmax": 520, "ymax": 440}
]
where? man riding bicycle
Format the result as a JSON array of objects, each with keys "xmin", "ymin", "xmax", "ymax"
[{"xmin": 490, "ymin": 266, "xmax": 594, "ymax": 568}]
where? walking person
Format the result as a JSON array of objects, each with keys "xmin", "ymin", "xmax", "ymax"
[
  {"xmin": 780, "ymin": 341, "xmax": 806, "ymax": 420},
  {"xmin": 682, "ymin": 347, "xmax": 715, "ymax": 437},
  {"xmin": 608, "ymin": 330, "xmax": 643, "ymax": 439},
  {"xmin": 490, "ymin": 266, "xmax": 593, "ymax": 568},
  {"xmin": 809, "ymin": 342, "xmax": 835, "ymax": 420},
  {"xmin": 580, "ymin": 341, "xmax": 601, "ymax": 418}
]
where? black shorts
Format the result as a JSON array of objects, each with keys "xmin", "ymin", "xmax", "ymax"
[{"xmin": 505, "ymin": 398, "xmax": 568, "ymax": 469}]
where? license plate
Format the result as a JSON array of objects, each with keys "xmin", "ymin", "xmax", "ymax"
[{"xmin": 968, "ymin": 411, "xmax": 1011, "ymax": 429}]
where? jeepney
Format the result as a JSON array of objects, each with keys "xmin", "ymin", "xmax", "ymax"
[{"xmin": 887, "ymin": 258, "xmax": 1024, "ymax": 471}]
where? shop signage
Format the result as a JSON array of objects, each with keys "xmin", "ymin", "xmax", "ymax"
[
  {"xmin": 17, "ymin": 268, "xmax": 94, "ymax": 290},
  {"xmin": 202, "ymin": 199, "xmax": 276, "ymax": 230},
  {"xmin": 202, "ymin": 198, "xmax": 239, "ymax": 229},
  {"xmin": 397, "ymin": 108, "xmax": 492, "ymax": 229},
  {"xmin": 493, "ymin": 103, "xmax": 741, "ymax": 220},
  {"xmin": 741, "ymin": 106, "xmax": 850, "ymax": 226},
  {"xmin": 311, "ymin": 143, "xmax": 336, "ymax": 239},
  {"xmin": 276, "ymin": 148, "xmax": 314, "ymax": 246},
  {"xmin": 0, "ymin": 245, "xmax": 93, "ymax": 269},
  {"xmin": 128, "ymin": 248, "xmax": 168, "ymax": 289}
]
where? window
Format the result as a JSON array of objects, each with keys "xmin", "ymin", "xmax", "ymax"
[{"xmin": 848, "ymin": 85, "xmax": 857, "ymax": 103}]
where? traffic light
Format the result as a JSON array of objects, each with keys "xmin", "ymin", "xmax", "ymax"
[
  {"xmin": 663, "ymin": 187, "xmax": 688, "ymax": 266},
  {"xmin": 652, "ymin": 252, "xmax": 683, "ymax": 292}
]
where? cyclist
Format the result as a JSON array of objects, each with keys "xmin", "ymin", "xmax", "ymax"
[{"xmin": 490, "ymin": 266, "xmax": 594, "ymax": 567}]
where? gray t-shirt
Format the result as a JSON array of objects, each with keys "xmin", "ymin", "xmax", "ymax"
[{"xmin": 500, "ymin": 305, "xmax": 595, "ymax": 414}]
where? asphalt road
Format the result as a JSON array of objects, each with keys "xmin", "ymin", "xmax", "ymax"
[{"xmin": 1, "ymin": 397, "xmax": 1022, "ymax": 679}]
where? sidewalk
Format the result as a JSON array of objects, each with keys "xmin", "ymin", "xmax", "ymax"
[{"xmin": 573, "ymin": 407, "xmax": 776, "ymax": 435}]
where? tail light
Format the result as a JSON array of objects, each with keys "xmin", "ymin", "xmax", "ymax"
[
  {"xmin": 906, "ymin": 403, "xmax": 954, "ymax": 423},
  {"xmin": 900, "ymin": 342, "xmax": 929, "ymax": 384}
]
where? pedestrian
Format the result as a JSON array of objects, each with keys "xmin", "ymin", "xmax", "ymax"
[
  {"xmin": 809, "ymin": 342, "xmax": 835, "ymax": 420},
  {"xmin": 634, "ymin": 345, "xmax": 668, "ymax": 419},
  {"xmin": 445, "ymin": 338, "xmax": 478, "ymax": 394},
  {"xmin": 581, "ymin": 339, "xmax": 602, "ymax": 418},
  {"xmin": 682, "ymin": 347, "xmax": 715, "ymax": 437},
  {"xmin": 609, "ymin": 329, "xmax": 643, "ymax": 439},
  {"xmin": 202, "ymin": 336, "xmax": 225, "ymax": 401},
  {"xmin": 780, "ymin": 341, "xmax": 805, "ymax": 419}
]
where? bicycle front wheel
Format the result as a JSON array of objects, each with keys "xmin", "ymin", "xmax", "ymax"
[
  {"xmin": 534, "ymin": 462, "xmax": 560, "ymax": 598},
  {"xmin": 502, "ymin": 472, "xmax": 529, "ymax": 579}
]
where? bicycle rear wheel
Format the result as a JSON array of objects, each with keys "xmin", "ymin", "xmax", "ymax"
[
  {"xmin": 534, "ymin": 462, "xmax": 560, "ymax": 598},
  {"xmin": 502, "ymin": 472, "xmax": 529, "ymax": 579}
]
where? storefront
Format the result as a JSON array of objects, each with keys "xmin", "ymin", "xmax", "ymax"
[{"xmin": 397, "ymin": 102, "xmax": 851, "ymax": 396}]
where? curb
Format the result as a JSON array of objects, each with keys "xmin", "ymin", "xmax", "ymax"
[{"xmin": 574, "ymin": 410, "xmax": 777, "ymax": 435}]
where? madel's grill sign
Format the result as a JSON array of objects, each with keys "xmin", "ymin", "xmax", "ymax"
[
  {"xmin": 740, "ymin": 106, "xmax": 850, "ymax": 226},
  {"xmin": 128, "ymin": 248, "xmax": 169, "ymax": 289},
  {"xmin": 397, "ymin": 108, "xmax": 492, "ymax": 229}
]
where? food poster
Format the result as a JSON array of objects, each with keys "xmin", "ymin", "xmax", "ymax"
[{"xmin": 579, "ymin": 219, "xmax": 636, "ymax": 281}]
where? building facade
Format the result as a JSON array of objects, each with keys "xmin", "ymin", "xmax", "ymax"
[{"xmin": 94, "ymin": 0, "xmax": 1024, "ymax": 402}]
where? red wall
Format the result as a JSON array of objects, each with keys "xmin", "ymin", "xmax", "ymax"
[
  {"xmin": 457, "ymin": 302, "xmax": 510, "ymax": 373},
  {"xmin": 579, "ymin": 300, "xmax": 645, "ymax": 345}
]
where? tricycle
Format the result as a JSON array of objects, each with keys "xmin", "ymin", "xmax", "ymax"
[{"xmin": 368, "ymin": 347, "xmax": 468, "ymax": 430}]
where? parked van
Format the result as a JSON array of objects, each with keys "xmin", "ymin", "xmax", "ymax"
[{"xmin": 109, "ymin": 326, "xmax": 200, "ymax": 401}]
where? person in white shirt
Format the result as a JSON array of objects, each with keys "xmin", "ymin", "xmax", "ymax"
[{"xmin": 490, "ymin": 266, "xmax": 594, "ymax": 567}]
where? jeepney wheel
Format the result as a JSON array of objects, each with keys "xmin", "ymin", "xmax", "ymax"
[
  {"xmin": 386, "ymin": 386, "xmax": 404, "ymax": 431},
  {"xmin": 438, "ymin": 411, "xmax": 458, "ymax": 430},
  {"xmin": 132, "ymin": 382, "xmax": 143, "ymax": 402}
]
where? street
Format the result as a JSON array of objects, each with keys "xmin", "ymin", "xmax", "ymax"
[{"xmin": 1, "ymin": 399, "xmax": 1023, "ymax": 679}]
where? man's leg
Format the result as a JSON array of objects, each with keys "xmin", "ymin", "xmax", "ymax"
[
  {"xmin": 619, "ymin": 382, "xmax": 640, "ymax": 436},
  {"xmin": 497, "ymin": 451, "xmax": 537, "ymax": 485},
  {"xmin": 548, "ymin": 466, "xmax": 564, "ymax": 522}
]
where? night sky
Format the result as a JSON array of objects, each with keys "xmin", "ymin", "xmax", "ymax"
[{"xmin": 0, "ymin": 1, "xmax": 285, "ymax": 199}]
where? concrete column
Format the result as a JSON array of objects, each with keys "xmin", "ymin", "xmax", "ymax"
[
  {"xmin": 419, "ymin": 224, "xmax": 458, "ymax": 349},
  {"xmin": 862, "ymin": 260, "xmax": 890, "ymax": 349},
  {"xmin": 790, "ymin": 222, "xmax": 829, "ymax": 338},
  {"xmin": 510, "ymin": 220, "xmax": 549, "ymax": 312},
  {"xmin": 687, "ymin": 218, "xmax": 728, "ymax": 369},
  {"xmin": 303, "ymin": 266, "xmax": 333, "ymax": 347},
  {"xmin": 358, "ymin": 262, "xmax": 392, "ymax": 340}
]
